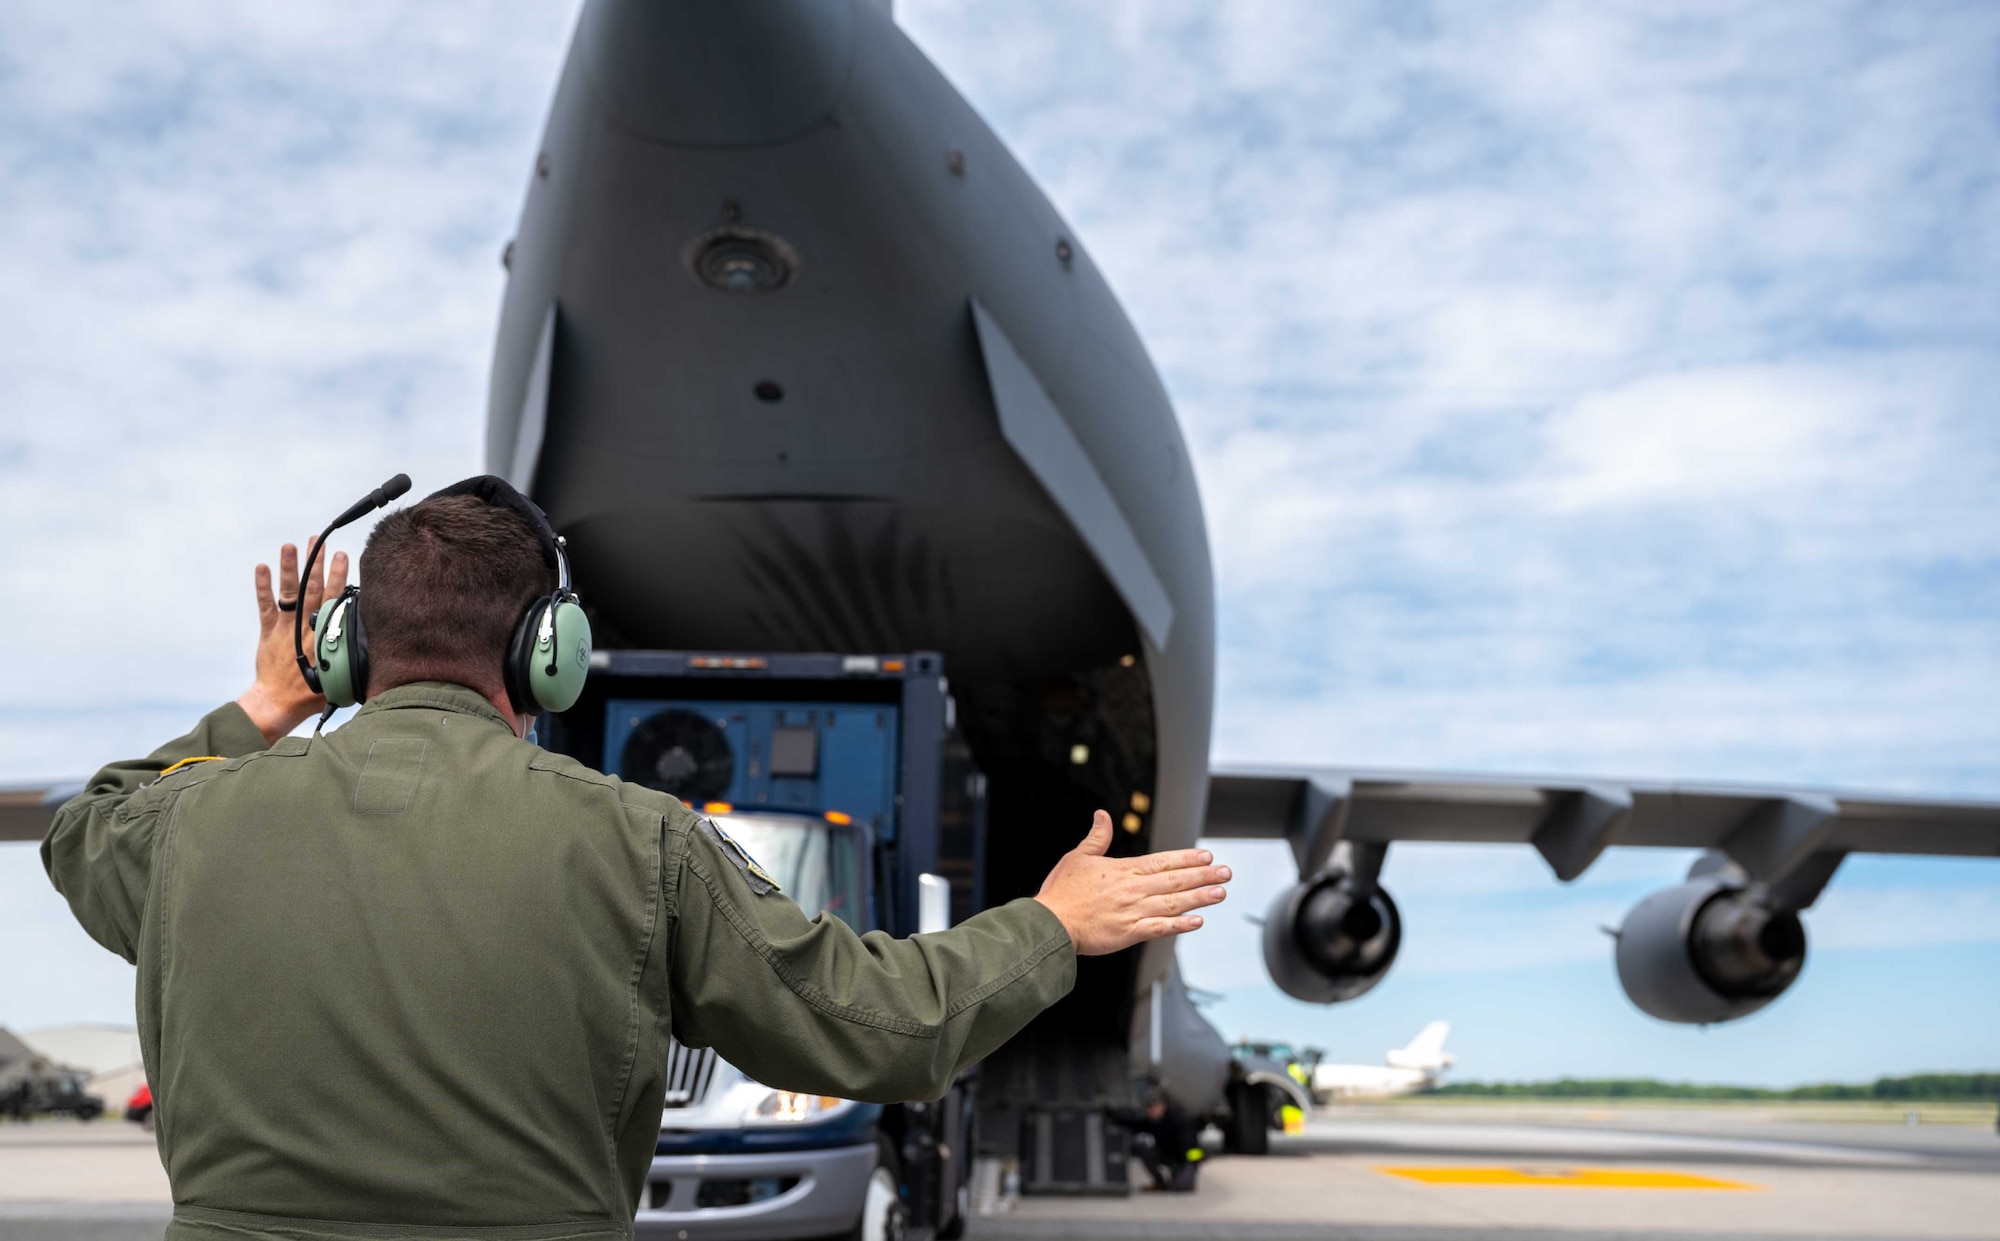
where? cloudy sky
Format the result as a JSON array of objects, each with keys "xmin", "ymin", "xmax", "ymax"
[{"xmin": 2, "ymin": 1, "xmax": 1996, "ymax": 1085}]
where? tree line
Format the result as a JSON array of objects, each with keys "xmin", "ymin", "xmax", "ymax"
[{"xmin": 1431, "ymin": 1073, "xmax": 1998, "ymax": 1102}]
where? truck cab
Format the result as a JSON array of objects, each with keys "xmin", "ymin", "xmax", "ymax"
[
  {"xmin": 539, "ymin": 651, "xmax": 983, "ymax": 1241},
  {"xmin": 644, "ymin": 809, "xmax": 897, "ymax": 1239}
]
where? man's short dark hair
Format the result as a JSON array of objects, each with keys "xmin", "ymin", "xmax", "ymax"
[{"xmin": 359, "ymin": 494, "xmax": 555, "ymax": 697}]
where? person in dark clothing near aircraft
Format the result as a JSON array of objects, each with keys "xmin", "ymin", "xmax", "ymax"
[
  {"xmin": 1132, "ymin": 1091, "xmax": 1205, "ymax": 1192},
  {"xmin": 42, "ymin": 476, "xmax": 1232, "ymax": 1241}
]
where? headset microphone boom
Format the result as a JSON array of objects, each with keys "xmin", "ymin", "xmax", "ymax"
[{"xmin": 292, "ymin": 474, "xmax": 410, "ymax": 709}]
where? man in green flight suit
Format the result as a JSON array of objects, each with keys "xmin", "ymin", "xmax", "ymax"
[{"xmin": 41, "ymin": 481, "xmax": 1232, "ymax": 1241}]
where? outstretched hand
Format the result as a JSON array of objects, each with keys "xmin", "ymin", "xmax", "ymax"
[
  {"xmin": 236, "ymin": 540, "xmax": 350, "ymax": 744},
  {"xmin": 1033, "ymin": 810, "xmax": 1230, "ymax": 956}
]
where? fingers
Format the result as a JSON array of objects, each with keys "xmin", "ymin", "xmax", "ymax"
[
  {"xmin": 299, "ymin": 538, "xmax": 329, "ymax": 612},
  {"xmin": 278, "ymin": 543, "xmax": 300, "ymax": 609},
  {"xmin": 1136, "ymin": 847, "xmax": 1213, "ymax": 876},
  {"xmin": 1143, "ymin": 863, "xmax": 1232, "ymax": 896},
  {"xmin": 266, "ymin": 539, "xmax": 347, "ymax": 621},
  {"xmin": 325, "ymin": 549, "xmax": 350, "ymax": 598},
  {"xmin": 1140, "ymin": 884, "xmax": 1227, "ymax": 919},
  {"xmin": 1074, "ymin": 809, "xmax": 1114, "ymax": 858},
  {"xmin": 1133, "ymin": 914, "xmax": 1206, "ymax": 941}
]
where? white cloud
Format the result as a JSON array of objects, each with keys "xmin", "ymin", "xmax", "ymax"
[
  {"xmin": 894, "ymin": 5, "xmax": 2000, "ymax": 813},
  {"xmin": 0, "ymin": 1, "xmax": 584, "ymax": 763},
  {"xmin": 1542, "ymin": 365, "xmax": 1884, "ymax": 509}
]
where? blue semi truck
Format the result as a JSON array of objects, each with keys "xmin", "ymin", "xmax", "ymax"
[{"xmin": 540, "ymin": 650, "xmax": 986, "ymax": 1241}]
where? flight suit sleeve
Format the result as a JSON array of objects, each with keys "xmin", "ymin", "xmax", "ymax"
[
  {"xmin": 666, "ymin": 815, "xmax": 1077, "ymax": 1103},
  {"xmin": 41, "ymin": 702, "xmax": 269, "ymax": 963}
]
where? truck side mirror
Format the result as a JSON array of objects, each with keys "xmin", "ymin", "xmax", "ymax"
[{"xmin": 917, "ymin": 873, "xmax": 952, "ymax": 934}]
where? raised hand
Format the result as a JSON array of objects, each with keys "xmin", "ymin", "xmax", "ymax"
[
  {"xmin": 235, "ymin": 540, "xmax": 351, "ymax": 743},
  {"xmin": 1033, "ymin": 810, "xmax": 1231, "ymax": 956}
]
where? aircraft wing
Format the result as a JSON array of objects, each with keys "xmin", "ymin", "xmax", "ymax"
[
  {"xmin": 1206, "ymin": 766, "xmax": 2000, "ymax": 888},
  {"xmin": 0, "ymin": 782, "xmax": 81, "ymax": 845}
]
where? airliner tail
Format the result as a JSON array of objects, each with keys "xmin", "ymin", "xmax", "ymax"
[{"xmin": 1384, "ymin": 1021, "xmax": 1455, "ymax": 1071}]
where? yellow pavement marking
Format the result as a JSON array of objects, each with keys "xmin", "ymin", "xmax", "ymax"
[{"xmin": 1375, "ymin": 1166, "xmax": 1759, "ymax": 1191}]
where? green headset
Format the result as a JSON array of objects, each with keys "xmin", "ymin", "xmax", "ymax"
[{"xmin": 292, "ymin": 474, "xmax": 593, "ymax": 718}]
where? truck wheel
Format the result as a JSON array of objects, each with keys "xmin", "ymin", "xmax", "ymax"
[
  {"xmin": 935, "ymin": 1180, "xmax": 971, "ymax": 1241},
  {"xmin": 840, "ymin": 1138, "xmax": 907, "ymax": 1241},
  {"xmin": 935, "ymin": 1096, "xmax": 976, "ymax": 1240},
  {"xmin": 1223, "ymin": 1083, "xmax": 1270, "ymax": 1157}
]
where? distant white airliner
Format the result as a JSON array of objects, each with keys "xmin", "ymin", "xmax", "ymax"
[{"xmin": 1311, "ymin": 1022, "xmax": 1456, "ymax": 1100}]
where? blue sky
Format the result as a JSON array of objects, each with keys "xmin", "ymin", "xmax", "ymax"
[{"xmin": 1, "ymin": 1, "xmax": 1996, "ymax": 1086}]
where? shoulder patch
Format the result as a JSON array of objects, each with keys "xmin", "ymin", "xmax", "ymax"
[{"xmin": 701, "ymin": 817, "xmax": 781, "ymax": 895}]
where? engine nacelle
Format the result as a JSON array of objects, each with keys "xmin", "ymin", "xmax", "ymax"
[
  {"xmin": 1615, "ymin": 878, "xmax": 1808, "ymax": 1024},
  {"xmin": 1262, "ymin": 870, "xmax": 1402, "ymax": 1004}
]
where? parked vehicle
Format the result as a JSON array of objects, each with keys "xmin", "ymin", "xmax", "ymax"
[
  {"xmin": 541, "ymin": 650, "xmax": 983, "ymax": 1241},
  {"xmin": 126, "ymin": 1082, "xmax": 154, "ymax": 1129},
  {"xmin": 1221, "ymin": 1041, "xmax": 1314, "ymax": 1156},
  {"xmin": 0, "ymin": 1027, "xmax": 103, "ymax": 1122},
  {"xmin": 0, "ymin": 1069, "xmax": 103, "ymax": 1122}
]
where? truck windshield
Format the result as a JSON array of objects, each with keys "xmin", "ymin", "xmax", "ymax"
[{"xmin": 710, "ymin": 813, "xmax": 870, "ymax": 933}]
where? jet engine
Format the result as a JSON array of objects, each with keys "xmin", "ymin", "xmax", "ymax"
[
  {"xmin": 1261, "ymin": 869, "xmax": 1402, "ymax": 1004},
  {"xmin": 1614, "ymin": 877, "xmax": 1808, "ymax": 1024}
]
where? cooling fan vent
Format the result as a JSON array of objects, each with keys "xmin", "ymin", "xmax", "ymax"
[{"xmin": 622, "ymin": 709, "xmax": 735, "ymax": 803}]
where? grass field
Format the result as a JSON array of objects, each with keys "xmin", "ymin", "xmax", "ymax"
[{"xmin": 1357, "ymin": 1094, "xmax": 1999, "ymax": 1127}]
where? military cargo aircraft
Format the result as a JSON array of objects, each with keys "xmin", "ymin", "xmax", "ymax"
[{"xmin": 6, "ymin": 0, "xmax": 1999, "ymax": 1195}]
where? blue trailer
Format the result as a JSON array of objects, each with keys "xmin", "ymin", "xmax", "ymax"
[{"xmin": 540, "ymin": 651, "xmax": 985, "ymax": 1241}]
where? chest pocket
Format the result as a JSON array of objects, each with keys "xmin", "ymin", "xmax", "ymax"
[{"xmin": 354, "ymin": 738, "xmax": 428, "ymax": 814}]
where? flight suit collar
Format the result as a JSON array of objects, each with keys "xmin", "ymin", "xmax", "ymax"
[{"xmin": 357, "ymin": 681, "xmax": 514, "ymax": 732}]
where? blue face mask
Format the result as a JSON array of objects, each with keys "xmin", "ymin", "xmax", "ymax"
[{"xmin": 524, "ymin": 720, "xmax": 540, "ymax": 747}]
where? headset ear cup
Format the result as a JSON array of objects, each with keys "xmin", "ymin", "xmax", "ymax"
[
  {"xmin": 530, "ymin": 599, "xmax": 592, "ymax": 714},
  {"xmin": 347, "ymin": 598, "xmax": 369, "ymax": 706},
  {"xmin": 314, "ymin": 590, "xmax": 365, "ymax": 709},
  {"xmin": 503, "ymin": 596, "xmax": 545, "ymax": 718}
]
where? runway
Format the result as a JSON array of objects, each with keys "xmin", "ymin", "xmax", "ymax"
[
  {"xmin": 987, "ymin": 1102, "xmax": 2000, "ymax": 1241},
  {"xmin": 3, "ymin": 1102, "xmax": 1996, "ymax": 1241}
]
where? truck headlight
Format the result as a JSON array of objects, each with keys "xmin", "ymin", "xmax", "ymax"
[{"xmin": 743, "ymin": 1090, "xmax": 848, "ymax": 1124}]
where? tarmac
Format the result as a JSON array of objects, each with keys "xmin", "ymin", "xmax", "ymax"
[{"xmin": 2, "ymin": 1101, "xmax": 1995, "ymax": 1241}]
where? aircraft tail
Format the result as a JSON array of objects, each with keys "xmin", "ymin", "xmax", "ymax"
[{"xmin": 1384, "ymin": 1021, "xmax": 1454, "ymax": 1071}]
